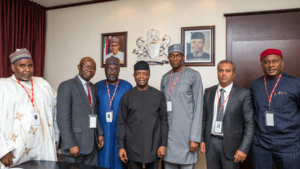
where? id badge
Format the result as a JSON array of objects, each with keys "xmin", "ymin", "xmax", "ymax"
[
  {"xmin": 32, "ymin": 112, "xmax": 41, "ymax": 126},
  {"xmin": 214, "ymin": 121, "xmax": 222, "ymax": 133},
  {"xmin": 106, "ymin": 111, "xmax": 113, "ymax": 123},
  {"xmin": 89, "ymin": 114, "xmax": 97, "ymax": 128},
  {"xmin": 265, "ymin": 111, "xmax": 274, "ymax": 126},
  {"xmin": 167, "ymin": 101, "xmax": 172, "ymax": 112}
]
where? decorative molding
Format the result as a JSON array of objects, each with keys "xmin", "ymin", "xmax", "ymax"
[
  {"xmin": 46, "ymin": 0, "xmax": 115, "ymax": 10},
  {"xmin": 224, "ymin": 8, "xmax": 300, "ymax": 17}
]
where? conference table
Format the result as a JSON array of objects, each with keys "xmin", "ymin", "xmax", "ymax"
[{"xmin": 13, "ymin": 160, "xmax": 108, "ymax": 169}]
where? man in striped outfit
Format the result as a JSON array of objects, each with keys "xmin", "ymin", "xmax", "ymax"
[{"xmin": 249, "ymin": 48, "xmax": 300, "ymax": 169}]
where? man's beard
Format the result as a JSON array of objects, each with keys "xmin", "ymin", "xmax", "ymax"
[
  {"xmin": 15, "ymin": 74, "xmax": 32, "ymax": 81},
  {"xmin": 108, "ymin": 76, "xmax": 117, "ymax": 82}
]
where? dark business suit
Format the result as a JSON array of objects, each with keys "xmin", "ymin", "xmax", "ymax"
[
  {"xmin": 249, "ymin": 73, "xmax": 300, "ymax": 169},
  {"xmin": 201, "ymin": 84, "xmax": 255, "ymax": 169},
  {"xmin": 57, "ymin": 75, "xmax": 103, "ymax": 166}
]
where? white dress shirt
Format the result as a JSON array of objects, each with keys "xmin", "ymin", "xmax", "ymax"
[{"xmin": 211, "ymin": 82, "xmax": 233, "ymax": 136}]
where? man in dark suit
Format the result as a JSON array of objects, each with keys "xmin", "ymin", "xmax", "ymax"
[
  {"xmin": 57, "ymin": 57, "xmax": 104, "ymax": 166},
  {"xmin": 200, "ymin": 60, "xmax": 255, "ymax": 169}
]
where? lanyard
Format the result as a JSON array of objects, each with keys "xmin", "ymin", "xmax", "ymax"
[
  {"xmin": 264, "ymin": 74, "xmax": 282, "ymax": 110},
  {"xmin": 16, "ymin": 78, "xmax": 34, "ymax": 107},
  {"xmin": 217, "ymin": 89, "xmax": 231, "ymax": 113},
  {"xmin": 106, "ymin": 79, "xmax": 119, "ymax": 110},
  {"xmin": 169, "ymin": 66, "xmax": 184, "ymax": 98}
]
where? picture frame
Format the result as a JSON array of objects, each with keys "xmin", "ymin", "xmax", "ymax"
[
  {"xmin": 181, "ymin": 26, "xmax": 215, "ymax": 66},
  {"xmin": 101, "ymin": 31, "xmax": 127, "ymax": 68}
]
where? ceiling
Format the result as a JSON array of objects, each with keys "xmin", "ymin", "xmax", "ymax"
[{"xmin": 31, "ymin": 0, "xmax": 113, "ymax": 9}]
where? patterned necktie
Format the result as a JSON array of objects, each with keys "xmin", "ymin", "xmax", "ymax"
[
  {"xmin": 86, "ymin": 83, "xmax": 93, "ymax": 111},
  {"xmin": 217, "ymin": 89, "xmax": 225, "ymax": 121}
]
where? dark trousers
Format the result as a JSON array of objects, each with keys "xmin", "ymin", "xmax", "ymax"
[
  {"xmin": 206, "ymin": 136, "xmax": 239, "ymax": 169},
  {"xmin": 63, "ymin": 144, "xmax": 98, "ymax": 166},
  {"xmin": 128, "ymin": 160, "xmax": 158, "ymax": 169},
  {"xmin": 252, "ymin": 144, "xmax": 300, "ymax": 169}
]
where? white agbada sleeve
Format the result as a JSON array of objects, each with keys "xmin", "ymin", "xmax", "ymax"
[{"xmin": 0, "ymin": 80, "xmax": 16, "ymax": 159}]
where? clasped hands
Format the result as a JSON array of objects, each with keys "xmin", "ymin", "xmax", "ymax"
[
  {"xmin": 118, "ymin": 146, "xmax": 167, "ymax": 164},
  {"xmin": 69, "ymin": 135, "xmax": 104, "ymax": 157},
  {"xmin": 200, "ymin": 142, "xmax": 247, "ymax": 163}
]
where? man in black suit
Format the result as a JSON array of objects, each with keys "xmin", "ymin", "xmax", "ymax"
[
  {"xmin": 200, "ymin": 60, "xmax": 255, "ymax": 169},
  {"xmin": 57, "ymin": 57, "xmax": 104, "ymax": 166}
]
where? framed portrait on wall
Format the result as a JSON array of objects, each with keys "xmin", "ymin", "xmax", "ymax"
[
  {"xmin": 101, "ymin": 31, "xmax": 127, "ymax": 68},
  {"xmin": 181, "ymin": 26, "xmax": 215, "ymax": 66}
]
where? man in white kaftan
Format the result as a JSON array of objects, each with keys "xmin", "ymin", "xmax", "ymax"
[{"xmin": 0, "ymin": 49, "xmax": 59, "ymax": 169}]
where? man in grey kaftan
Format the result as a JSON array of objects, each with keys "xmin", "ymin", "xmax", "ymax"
[{"xmin": 160, "ymin": 44, "xmax": 203, "ymax": 169}]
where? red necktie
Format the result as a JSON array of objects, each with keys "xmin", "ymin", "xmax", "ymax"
[{"xmin": 86, "ymin": 83, "xmax": 93, "ymax": 112}]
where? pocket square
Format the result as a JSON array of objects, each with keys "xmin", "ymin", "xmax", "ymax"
[{"xmin": 277, "ymin": 91, "xmax": 287, "ymax": 95}]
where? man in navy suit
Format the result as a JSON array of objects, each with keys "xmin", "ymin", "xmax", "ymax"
[{"xmin": 249, "ymin": 49, "xmax": 300, "ymax": 169}]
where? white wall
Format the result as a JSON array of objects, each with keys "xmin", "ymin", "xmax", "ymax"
[{"xmin": 45, "ymin": 0, "xmax": 300, "ymax": 90}]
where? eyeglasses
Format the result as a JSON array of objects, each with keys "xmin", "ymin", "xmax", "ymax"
[
  {"xmin": 106, "ymin": 68, "xmax": 118, "ymax": 73},
  {"xmin": 81, "ymin": 65, "xmax": 96, "ymax": 70},
  {"xmin": 110, "ymin": 45, "xmax": 119, "ymax": 47}
]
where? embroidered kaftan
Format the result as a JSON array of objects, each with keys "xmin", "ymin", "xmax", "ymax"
[{"xmin": 0, "ymin": 75, "xmax": 59, "ymax": 169}]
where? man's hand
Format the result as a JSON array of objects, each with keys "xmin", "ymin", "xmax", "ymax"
[
  {"xmin": 157, "ymin": 146, "xmax": 166, "ymax": 158},
  {"xmin": 189, "ymin": 141, "xmax": 199, "ymax": 152},
  {"xmin": 0, "ymin": 152, "xmax": 15, "ymax": 167},
  {"xmin": 200, "ymin": 142, "xmax": 206, "ymax": 154},
  {"xmin": 98, "ymin": 136, "xmax": 104, "ymax": 149},
  {"xmin": 69, "ymin": 145, "xmax": 80, "ymax": 158},
  {"xmin": 234, "ymin": 150, "xmax": 247, "ymax": 163},
  {"xmin": 118, "ymin": 149, "xmax": 128, "ymax": 164}
]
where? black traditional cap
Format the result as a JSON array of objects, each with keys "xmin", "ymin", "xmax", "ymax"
[
  {"xmin": 134, "ymin": 61, "xmax": 149, "ymax": 71},
  {"xmin": 191, "ymin": 32, "xmax": 205, "ymax": 41}
]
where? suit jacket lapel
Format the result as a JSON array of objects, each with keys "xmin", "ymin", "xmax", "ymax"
[
  {"xmin": 223, "ymin": 84, "xmax": 238, "ymax": 118},
  {"xmin": 209, "ymin": 85, "xmax": 218, "ymax": 122},
  {"xmin": 75, "ymin": 75, "xmax": 91, "ymax": 112}
]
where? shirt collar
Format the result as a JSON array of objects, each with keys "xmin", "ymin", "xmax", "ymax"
[
  {"xmin": 218, "ymin": 82, "xmax": 233, "ymax": 93},
  {"xmin": 77, "ymin": 75, "xmax": 88, "ymax": 86}
]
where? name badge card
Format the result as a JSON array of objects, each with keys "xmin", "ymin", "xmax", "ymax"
[
  {"xmin": 167, "ymin": 101, "xmax": 172, "ymax": 112},
  {"xmin": 106, "ymin": 111, "xmax": 113, "ymax": 123},
  {"xmin": 89, "ymin": 114, "xmax": 97, "ymax": 128},
  {"xmin": 214, "ymin": 121, "xmax": 222, "ymax": 133},
  {"xmin": 32, "ymin": 112, "xmax": 41, "ymax": 126},
  {"xmin": 265, "ymin": 111, "xmax": 274, "ymax": 126}
]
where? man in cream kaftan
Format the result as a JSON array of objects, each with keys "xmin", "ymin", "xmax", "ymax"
[
  {"xmin": 0, "ymin": 48, "xmax": 59, "ymax": 169},
  {"xmin": 0, "ymin": 75, "xmax": 59, "ymax": 169}
]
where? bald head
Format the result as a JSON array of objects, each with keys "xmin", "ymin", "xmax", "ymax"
[
  {"xmin": 77, "ymin": 57, "xmax": 96, "ymax": 82},
  {"xmin": 79, "ymin": 57, "xmax": 96, "ymax": 66}
]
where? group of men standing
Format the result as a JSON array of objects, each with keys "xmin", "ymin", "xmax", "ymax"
[{"xmin": 0, "ymin": 45, "xmax": 299, "ymax": 169}]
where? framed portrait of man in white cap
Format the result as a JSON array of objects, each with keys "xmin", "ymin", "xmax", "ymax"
[
  {"xmin": 181, "ymin": 26, "xmax": 215, "ymax": 66},
  {"xmin": 101, "ymin": 31, "xmax": 127, "ymax": 68}
]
